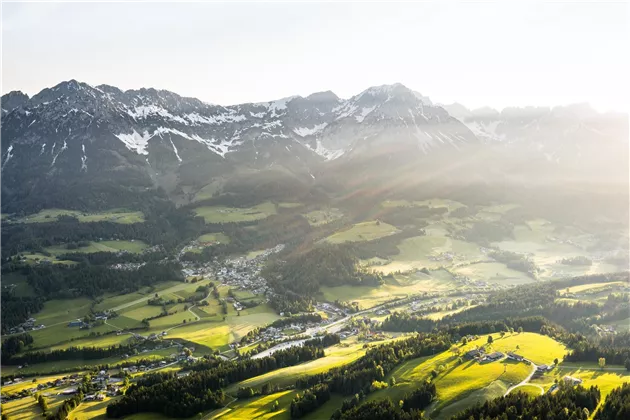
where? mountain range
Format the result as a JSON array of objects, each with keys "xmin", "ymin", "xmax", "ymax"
[{"xmin": 1, "ymin": 80, "xmax": 627, "ymax": 213}]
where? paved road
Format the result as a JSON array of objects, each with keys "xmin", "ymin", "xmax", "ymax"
[{"xmin": 504, "ymin": 359, "xmax": 538, "ymax": 396}]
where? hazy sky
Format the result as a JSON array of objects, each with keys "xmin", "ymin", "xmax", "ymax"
[{"xmin": 2, "ymin": 1, "xmax": 628, "ymax": 111}]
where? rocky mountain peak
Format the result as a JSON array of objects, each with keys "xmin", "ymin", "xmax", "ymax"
[{"xmin": 1, "ymin": 90, "xmax": 30, "ymax": 115}]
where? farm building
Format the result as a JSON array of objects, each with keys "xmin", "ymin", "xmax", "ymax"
[
  {"xmin": 485, "ymin": 352, "xmax": 505, "ymax": 361},
  {"xmin": 465, "ymin": 348, "xmax": 486, "ymax": 359},
  {"xmin": 563, "ymin": 376, "xmax": 583, "ymax": 385}
]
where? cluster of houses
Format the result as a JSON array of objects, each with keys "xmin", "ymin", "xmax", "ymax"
[
  {"xmin": 428, "ymin": 252, "xmax": 458, "ymax": 262},
  {"xmin": 121, "ymin": 360, "xmax": 169, "ymax": 374},
  {"xmin": 6, "ymin": 317, "xmax": 45, "ymax": 334},
  {"xmin": 1, "ymin": 374, "xmax": 83, "ymax": 402},
  {"xmin": 179, "ymin": 244, "xmax": 285, "ymax": 300},
  {"xmin": 146, "ymin": 331, "xmax": 168, "ymax": 341},
  {"xmin": 110, "ymin": 262, "xmax": 146, "ymax": 271},
  {"xmin": 315, "ymin": 302, "xmax": 346, "ymax": 317},
  {"xmin": 465, "ymin": 347, "xmax": 512, "ymax": 363}
]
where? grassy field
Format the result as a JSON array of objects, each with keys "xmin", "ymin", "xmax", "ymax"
[
  {"xmin": 27, "ymin": 322, "xmax": 118, "ymax": 350},
  {"xmin": 45, "ymin": 240, "xmax": 148, "ymax": 255},
  {"xmin": 33, "ymin": 298, "xmax": 94, "ymax": 326},
  {"xmin": 453, "ymin": 262, "xmax": 535, "ymax": 285},
  {"xmin": 489, "ymin": 219, "xmax": 619, "ymax": 280},
  {"xmin": 93, "ymin": 281, "xmax": 182, "ymax": 312},
  {"xmin": 303, "ymin": 208, "xmax": 344, "ymax": 226},
  {"xmin": 167, "ymin": 303, "xmax": 280, "ymax": 351},
  {"xmin": 193, "ymin": 180, "xmax": 224, "ymax": 202},
  {"xmin": 246, "ymin": 250, "xmax": 267, "ymax": 259},
  {"xmin": 320, "ymin": 271, "xmax": 456, "ymax": 309},
  {"xmin": 1, "ymin": 393, "xmax": 67, "ymax": 420},
  {"xmin": 425, "ymin": 305, "xmax": 478, "ymax": 321},
  {"xmin": 18, "ymin": 281, "xmax": 205, "ymax": 351},
  {"xmin": 18, "ymin": 252, "xmax": 77, "ymax": 265},
  {"xmin": 6, "ymin": 208, "xmax": 144, "ymax": 224},
  {"xmin": 71, "ymin": 398, "xmax": 112, "ymax": 420},
  {"xmin": 480, "ymin": 203, "xmax": 521, "ymax": 214},
  {"xmin": 381, "ymin": 199, "xmax": 466, "ymax": 213},
  {"xmin": 531, "ymin": 366, "xmax": 630, "ymax": 401},
  {"xmin": 478, "ymin": 332, "xmax": 568, "ymax": 365},
  {"xmin": 363, "ymin": 332, "xmax": 566, "ymax": 419},
  {"xmin": 212, "ymin": 390, "xmax": 296, "ymax": 420},
  {"xmin": 561, "ymin": 281, "xmax": 626, "ymax": 295},
  {"xmin": 227, "ymin": 340, "xmax": 376, "ymax": 392},
  {"xmin": 371, "ymin": 235, "xmax": 485, "ymax": 274},
  {"xmin": 278, "ymin": 202, "xmax": 303, "ymax": 209},
  {"xmin": 508, "ymin": 384, "xmax": 543, "ymax": 397},
  {"xmin": 2, "ymin": 272, "xmax": 36, "ymax": 297},
  {"xmin": 211, "ymin": 334, "xmax": 563, "ymax": 420},
  {"xmin": 121, "ymin": 304, "xmax": 165, "ymax": 321},
  {"xmin": 198, "ymin": 232, "xmax": 231, "ymax": 244},
  {"xmin": 194, "ymin": 202, "xmax": 277, "ymax": 223},
  {"xmin": 325, "ymin": 221, "xmax": 400, "ymax": 244}
]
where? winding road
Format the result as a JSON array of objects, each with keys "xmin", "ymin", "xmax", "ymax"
[{"xmin": 504, "ymin": 359, "xmax": 542, "ymax": 396}]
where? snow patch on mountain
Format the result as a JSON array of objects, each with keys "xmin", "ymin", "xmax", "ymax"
[
  {"xmin": 306, "ymin": 140, "xmax": 344, "ymax": 161},
  {"xmin": 115, "ymin": 130, "xmax": 152, "ymax": 155},
  {"xmin": 267, "ymin": 96, "xmax": 297, "ymax": 117},
  {"xmin": 355, "ymin": 106, "xmax": 376, "ymax": 123},
  {"xmin": 51, "ymin": 140, "xmax": 68, "ymax": 166},
  {"xmin": 81, "ymin": 143, "xmax": 88, "ymax": 171},
  {"xmin": 127, "ymin": 105, "xmax": 188, "ymax": 125},
  {"xmin": 464, "ymin": 120, "xmax": 505, "ymax": 141},
  {"xmin": 2, "ymin": 145, "xmax": 14, "ymax": 170},
  {"xmin": 293, "ymin": 123, "xmax": 328, "ymax": 137},
  {"xmin": 184, "ymin": 111, "xmax": 247, "ymax": 125},
  {"xmin": 168, "ymin": 136, "xmax": 182, "ymax": 162}
]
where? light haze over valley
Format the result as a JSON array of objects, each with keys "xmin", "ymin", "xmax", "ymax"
[{"xmin": 1, "ymin": 2, "xmax": 629, "ymax": 420}]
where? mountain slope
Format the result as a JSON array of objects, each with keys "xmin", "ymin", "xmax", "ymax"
[
  {"xmin": 1, "ymin": 81, "xmax": 478, "ymax": 212},
  {"xmin": 1, "ymin": 80, "xmax": 627, "ymax": 214}
]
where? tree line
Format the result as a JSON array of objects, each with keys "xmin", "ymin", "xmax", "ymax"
[
  {"xmin": 263, "ymin": 244, "xmax": 383, "ymax": 297},
  {"xmin": 1, "ymin": 333, "xmax": 35, "ymax": 362},
  {"xmin": 4, "ymin": 343, "xmax": 137, "ymax": 366},
  {"xmin": 329, "ymin": 381, "xmax": 436, "ymax": 420},
  {"xmin": 106, "ymin": 344, "xmax": 327, "ymax": 418},
  {"xmin": 23, "ymin": 260, "xmax": 183, "ymax": 298},
  {"xmin": 450, "ymin": 384, "xmax": 600, "ymax": 420},
  {"xmin": 0, "ymin": 295, "xmax": 44, "ymax": 334},
  {"xmin": 594, "ymin": 383, "xmax": 630, "ymax": 420},
  {"xmin": 290, "ymin": 333, "xmax": 451, "ymax": 417}
]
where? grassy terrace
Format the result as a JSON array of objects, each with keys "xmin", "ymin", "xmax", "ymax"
[
  {"xmin": 320, "ymin": 270, "xmax": 457, "ymax": 310},
  {"xmin": 45, "ymin": 240, "xmax": 148, "ymax": 255},
  {"xmin": 194, "ymin": 202, "xmax": 277, "ymax": 223},
  {"xmin": 303, "ymin": 208, "xmax": 344, "ymax": 226},
  {"xmin": 364, "ymin": 332, "xmax": 567, "ymax": 419},
  {"xmin": 324, "ymin": 220, "xmax": 400, "ymax": 244},
  {"xmin": 5, "ymin": 208, "xmax": 144, "ymax": 224},
  {"xmin": 226, "ymin": 338, "xmax": 390, "ymax": 393}
]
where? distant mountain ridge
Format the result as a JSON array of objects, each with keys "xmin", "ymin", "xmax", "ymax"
[{"xmin": 1, "ymin": 80, "xmax": 627, "ymax": 212}]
